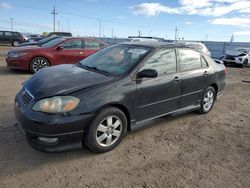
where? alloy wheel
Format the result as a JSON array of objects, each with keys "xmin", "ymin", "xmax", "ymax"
[
  {"xmin": 96, "ymin": 115, "xmax": 122, "ymax": 147},
  {"xmin": 203, "ymin": 90, "xmax": 214, "ymax": 111},
  {"xmin": 32, "ymin": 59, "xmax": 49, "ymax": 72}
]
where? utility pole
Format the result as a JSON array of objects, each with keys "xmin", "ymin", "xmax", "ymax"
[
  {"xmin": 51, "ymin": 6, "xmax": 58, "ymax": 32},
  {"xmin": 10, "ymin": 18, "xmax": 14, "ymax": 31},
  {"xmin": 138, "ymin": 30, "xmax": 141, "ymax": 37},
  {"xmin": 175, "ymin": 27, "xmax": 178, "ymax": 41},
  {"xmin": 58, "ymin": 21, "xmax": 60, "ymax": 32},
  {"xmin": 111, "ymin": 28, "xmax": 114, "ymax": 38},
  {"xmin": 97, "ymin": 19, "xmax": 101, "ymax": 38},
  {"xmin": 67, "ymin": 19, "xmax": 70, "ymax": 32}
]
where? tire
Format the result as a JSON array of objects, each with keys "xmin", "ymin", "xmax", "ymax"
[
  {"xmin": 84, "ymin": 107, "xmax": 127, "ymax": 153},
  {"xmin": 30, "ymin": 57, "xmax": 50, "ymax": 74},
  {"xmin": 12, "ymin": 41, "xmax": 20, "ymax": 47},
  {"xmin": 241, "ymin": 59, "xmax": 248, "ymax": 68},
  {"xmin": 198, "ymin": 86, "xmax": 216, "ymax": 114}
]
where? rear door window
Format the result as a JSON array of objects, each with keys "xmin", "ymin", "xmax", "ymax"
[
  {"xmin": 178, "ymin": 49, "xmax": 202, "ymax": 72},
  {"xmin": 84, "ymin": 40, "xmax": 101, "ymax": 50}
]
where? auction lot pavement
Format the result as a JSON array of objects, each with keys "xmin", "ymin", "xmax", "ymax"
[{"xmin": 0, "ymin": 46, "xmax": 249, "ymax": 188}]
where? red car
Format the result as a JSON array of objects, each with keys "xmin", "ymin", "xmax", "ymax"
[{"xmin": 6, "ymin": 37, "xmax": 107, "ymax": 73}]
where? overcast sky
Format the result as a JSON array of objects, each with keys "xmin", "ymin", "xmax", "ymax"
[{"xmin": 1, "ymin": 0, "xmax": 250, "ymax": 42}]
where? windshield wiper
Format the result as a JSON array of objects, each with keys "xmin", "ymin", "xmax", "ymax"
[{"xmin": 81, "ymin": 65, "xmax": 111, "ymax": 76}]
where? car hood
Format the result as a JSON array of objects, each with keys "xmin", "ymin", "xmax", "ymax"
[
  {"xmin": 24, "ymin": 64, "xmax": 114, "ymax": 99},
  {"xmin": 9, "ymin": 45, "xmax": 42, "ymax": 53},
  {"xmin": 225, "ymin": 50, "xmax": 247, "ymax": 56}
]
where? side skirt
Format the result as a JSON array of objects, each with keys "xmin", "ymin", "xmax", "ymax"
[{"xmin": 130, "ymin": 104, "xmax": 200, "ymax": 132}]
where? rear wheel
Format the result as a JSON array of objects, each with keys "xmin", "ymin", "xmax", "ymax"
[
  {"xmin": 30, "ymin": 57, "xmax": 50, "ymax": 74},
  {"xmin": 84, "ymin": 107, "xmax": 127, "ymax": 153},
  {"xmin": 198, "ymin": 86, "xmax": 216, "ymax": 114},
  {"xmin": 12, "ymin": 41, "xmax": 20, "ymax": 47}
]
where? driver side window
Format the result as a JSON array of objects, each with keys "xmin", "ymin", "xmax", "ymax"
[
  {"xmin": 142, "ymin": 48, "xmax": 177, "ymax": 75},
  {"xmin": 62, "ymin": 40, "xmax": 82, "ymax": 49}
]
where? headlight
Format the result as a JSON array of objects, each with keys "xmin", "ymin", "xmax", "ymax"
[
  {"xmin": 10, "ymin": 52, "xmax": 28, "ymax": 58},
  {"xmin": 32, "ymin": 96, "xmax": 80, "ymax": 113}
]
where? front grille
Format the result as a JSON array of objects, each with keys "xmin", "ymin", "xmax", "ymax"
[
  {"xmin": 20, "ymin": 89, "xmax": 34, "ymax": 105},
  {"xmin": 226, "ymin": 55, "xmax": 235, "ymax": 60}
]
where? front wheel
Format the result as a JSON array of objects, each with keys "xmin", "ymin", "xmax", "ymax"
[
  {"xmin": 198, "ymin": 86, "xmax": 216, "ymax": 114},
  {"xmin": 241, "ymin": 59, "xmax": 248, "ymax": 68},
  {"xmin": 30, "ymin": 57, "xmax": 50, "ymax": 74},
  {"xmin": 84, "ymin": 107, "xmax": 127, "ymax": 153}
]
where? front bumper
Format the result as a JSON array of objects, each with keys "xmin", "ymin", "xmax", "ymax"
[
  {"xmin": 223, "ymin": 57, "xmax": 245, "ymax": 65},
  {"xmin": 6, "ymin": 56, "xmax": 30, "ymax": 70},
  {"xmin": 15, "ymin": 95, "xmax": 94, "ymax": 152}
]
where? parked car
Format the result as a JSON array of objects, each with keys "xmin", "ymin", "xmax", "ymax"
[
  {"xmin": 220, "ymin": 47, "xmax": 250, "ymax": 68},
  {"xmin": 27, "ymin": 32, "xmax": 72, "ymax": 43},
  {"xmin": 177, "ymin": 42, "xmax": 211, "ymax": 56},
  {"xmin": 0, "ymin": 30, "xmax": 26, "ymax": 46},
  {"xmin": 14, "ymin": 42, "xmax": 226, "ymax": 153},
  {"xmin": 47, "ymin": 32, "xmax": 72, "ymax": 37},
  {"xmin": 19, "ymin": 36, "xmax": 61, "ymax": 47},
  {"xmin": 6, "ymin": 37, "xmax": 107, "ymax": 73}
]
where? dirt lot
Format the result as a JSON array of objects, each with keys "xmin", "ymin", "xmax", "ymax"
[{"xmin": 0, "ymin": 45, "xmax": 249, "ymax": 188}]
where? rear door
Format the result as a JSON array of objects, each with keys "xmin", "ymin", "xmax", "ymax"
[
  {"xmin": 136, "ymin": 48, "xmax": 181, "ymax": 121},
  {"xmin": 55, "ymin": 39, "xmax": 84, "ymax": 65},
  {"xmin": 4, "ymin": 31, "xmax": 13, "ymax": 44},
  {"xmin": 177, "ymin": 48, "xmax": 210, "ymax": 108}
]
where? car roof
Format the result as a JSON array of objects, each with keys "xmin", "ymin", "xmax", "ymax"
[
  {"xmin": 59, "ymin": 37, "xmax": 108, "ymax": 45},
  {"xmin": 120, "ymin": 41, "xmax": 193, "ymax": 49}
]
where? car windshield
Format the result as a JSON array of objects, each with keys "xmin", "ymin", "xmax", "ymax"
[
  {"xmin": 41, "ymin": 38, "xmax": 65, "ymax": 48},
  {"xmin": 79, "ymin": 45, "xmax": 150, "ymax": 76}
]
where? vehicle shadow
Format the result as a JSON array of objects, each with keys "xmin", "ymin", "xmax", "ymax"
[{"xmin": 0, "ymin": 66, "xmax": 30, "ymax": 76}]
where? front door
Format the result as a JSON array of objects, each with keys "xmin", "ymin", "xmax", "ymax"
[
  {"xmin": 136, "ymin": 48, "xmax": 181, "ymax": 121},
  {"xmin": 55, "ymin": 39, "xmax": 85, "ymax": 65}
]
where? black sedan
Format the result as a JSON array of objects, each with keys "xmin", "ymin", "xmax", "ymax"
[{"xmin": 15, "ymin": 42, "xmax": 226, "ymax": 153}]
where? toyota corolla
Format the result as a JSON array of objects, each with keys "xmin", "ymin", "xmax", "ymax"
[{"xmin": 15, "ymin": 42, "xmax": 226, "ymax": 153}]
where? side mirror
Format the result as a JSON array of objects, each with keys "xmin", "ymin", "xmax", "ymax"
[
  {"xmin": 138, "ymin": 69, "xmax": 158, "ymax": 78},
  {"xmin": 56, "ymin": 46, "xmax": 64, "ymax": 51}
]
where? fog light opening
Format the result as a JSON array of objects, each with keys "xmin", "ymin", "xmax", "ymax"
[{"xmin": 38, "ymin": 137, "xmax": 58, "ymax": 143}]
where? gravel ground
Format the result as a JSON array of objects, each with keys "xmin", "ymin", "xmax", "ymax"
[{"xmin": 0, "ymin": 46, "xmax": 249, "ymax": 188}]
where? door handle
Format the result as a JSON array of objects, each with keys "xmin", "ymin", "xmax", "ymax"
[
  {"xmin": 79, "ymin": 52, "xmax": 83, "ymax": 55},
  {"xmin": 203, "ymin": 71, "xmax": 208, "ymax": 76},
  {"xmin": 173, "ymin": 76, "xmax": 181, "ymax": 81}
]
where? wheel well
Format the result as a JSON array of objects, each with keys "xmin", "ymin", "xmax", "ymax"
[
  {"xmin": 29, "ymin": 56, "xmax": 51, "ymax": 70},
  {"xmin": 210, "ymin": 83, "xmax": 218, "ymax": 95},
  {"xmin": 97, "ymin": 104, "xmax": 131, "ymax": 132}
]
